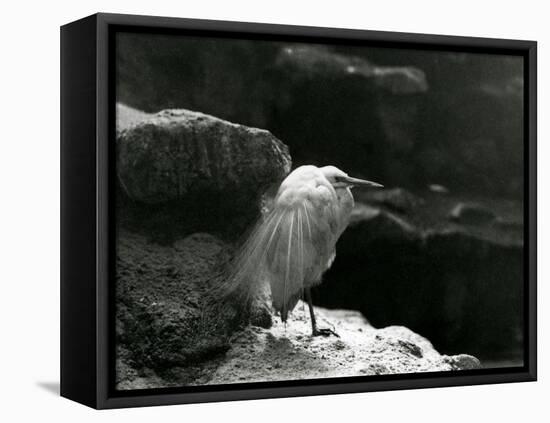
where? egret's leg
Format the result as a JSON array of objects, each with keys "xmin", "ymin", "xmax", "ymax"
[
  {"xmin": 305, "ymin": 288, "xmax": 318, "ymax": 331},
  {"xmin": 305, "ymin": 288, "xmax": 339, "ymax": 337}
]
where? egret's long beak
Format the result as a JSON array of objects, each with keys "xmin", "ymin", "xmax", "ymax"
[{"xmin": 338, "ymin": 175, "xmax": 383, "ymax": 189}]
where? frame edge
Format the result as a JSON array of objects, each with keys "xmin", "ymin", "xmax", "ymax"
[{"xmin": 60, "ymin": 13, "xmax": 99, "ymax": 409}]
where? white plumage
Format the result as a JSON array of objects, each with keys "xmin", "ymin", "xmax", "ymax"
[{"xmin": 224, "ymin": 165, "xmax": 382, "ymax": 336}]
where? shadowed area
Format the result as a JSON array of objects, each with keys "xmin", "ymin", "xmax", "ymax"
[{"xmin": 36, "ymin": 382, "xmax": 60, "ymax": 396}]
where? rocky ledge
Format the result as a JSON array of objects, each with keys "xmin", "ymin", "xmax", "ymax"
[
  {"xmin": 116, "ymin": 230, "xmax": 480, "ymax": 390},
  {"xmin": 208, "ymin": 305, "xmax": 480, "ymax": 385},
  {"xmin": 116, "ymin": 103, "xmax": 291, "ymax": 241}
]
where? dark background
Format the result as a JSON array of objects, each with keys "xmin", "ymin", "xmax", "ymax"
[{"xmin": 116, "ymin": 32, "xmax": 524, "ymax": 366}]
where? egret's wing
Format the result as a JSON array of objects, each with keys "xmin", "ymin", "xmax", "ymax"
[
  {"xmin": 265, "ymin": 206, "xmax": 305, "ymax": 321},
  {"xmin": 222, "ymin": 180, "xmax": 340, "ymax": 322},
  {"xmin": 266, "ymin": 185, "xmax": 340, "ymax": 321},
  {"xmin": 220, "ymin": 209, "xmax": 286, "ymax": 304}
]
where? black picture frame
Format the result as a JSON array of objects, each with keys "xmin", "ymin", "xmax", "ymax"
[{"xmin": 60, "ymin": 12, "xmax": 537, "ymax": 409}]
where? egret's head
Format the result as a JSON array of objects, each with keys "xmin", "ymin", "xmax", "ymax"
[{"xmin": 321, "ymin": 165, "xmax": 383, "ymax": 189}]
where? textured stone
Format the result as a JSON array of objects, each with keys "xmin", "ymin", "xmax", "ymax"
[
  {"xmin": 449, "ymin": 202, "xmax": 497, "ymax": 225},
  {"xmin": 115, "ymin": 104, "xmax": 292, "ymax": 240},
  {"xmin": 206, "ymin": 306, "xmax": 479, "ymax": 385},
  {"xmin": 275, "ymin": 45, "xmax": 428, "ymax": 94},
  {"xmin": 117, "ymin": 106, "xmax": 291, "ymax": 205},
  {"xmin": 356, "ymin": 187, "xmax": 425, "ymax": 213},
  {"xmin": 115, "ymin": 226, "xmax": 484, "ymax": 390},
  {"xmin": 318, "ymin": 199, "xmax": 524, "ymax": 362},
  {"xmin": 115, "ymin": 232, "xmax": 233, "ymax": 380}
]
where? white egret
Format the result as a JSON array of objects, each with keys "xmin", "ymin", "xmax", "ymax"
[{"xmin": 225, "ymin": 165, "xmax": 383, "ymax": 336}]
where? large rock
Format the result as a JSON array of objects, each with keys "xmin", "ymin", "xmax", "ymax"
[
  {"xmin": 208, "ymin": 307, "xmax": 479, "ymax": 385},
  {"xmin": 356, "ymin": 187, "xmax": 425, "ymax": 213},
  {"xmin": 119, "ymin": 300, "xmax": 479, "ymax": 389},
  {"xmin": 317, "ymin": 195, "xmax": 524, "ymax": 363},
  {"xmin": 449, "ymin": 202, "xmax": 497, "ymax": 225},
  {"xmin": 115, "ymin": 231, "xmax": 232, "ymax": 389},
  {"xmin": 268, "ymin": 45, "xmax": 426, "ymax": 188},
  {"xmin": 117, "ymin": 106, "xmax": 291, "ymax": 204},
  {"xmin": 269, "ymin": 45, "xmax": 523, "ymax": 198},
  {"xmin": 116, "ymin": 103, "xmax": 152, "ymax": 130},
  {"xmin": 274, "ymin": 45, "xmax": 427, "ymax": 94},
  {"xmin": 116, "ymin": 229, "xmax": 480, "ymax": 390},
  {"xmin": 115, "ymin": 230, "xmax": 274, "ymax": 389},
  {"xmin": 116, "ymin": 104, "xmax": 291, "ymax": 240}
]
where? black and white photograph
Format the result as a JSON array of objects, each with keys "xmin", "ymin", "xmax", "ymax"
[
  {"xmin": 3, "ymin": 0, "xmax": 548, "ymax": 419},
  {"xmin": 113, "ymin": 28, "xmax": 527, "ymax": 390}
]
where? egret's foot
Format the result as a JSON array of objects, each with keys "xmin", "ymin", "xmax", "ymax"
[{"xmin": 312, "ymin": 328, "xmax": 340, "ymax": 338}]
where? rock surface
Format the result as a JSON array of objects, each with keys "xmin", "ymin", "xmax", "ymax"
[
  {"xmin": 208, "ymin": 305, "xmax": 479, "ymax": 385},
  {"xmin": 269, "ymin": 45, "xmax": 426, "ymax": 190},
  {"xmin": 117, "ymin": 106, "xmax": 291, "ymax": 204},
  {"xmin": 357, "ymin": 187, "xmax": 425, "ymax": 213},
  {"xmin": 317, "ymin": 193, "xmax": 524, "ymax": 362},
  {"xmin": 116, "ymin": 103, "xmax": 152, "ymax": 130},
  {"xmin": 449, "ymin": 202, "xmax": 498, "ymax": 225},
  {"xmin": 274, "ymin": 45, "xmax": 427, "ymax": 94},
  {"xmin": 115, "ymin": 228, "xmax": 481, "ymax": 390},
  {"xmin": 117, "ymin": 258, "xmax": 480, "ymax": 391},
  {"xmin": 116, "ymin": 104, "xmax": 291, "ymax": 240},
  {"xmin": 115, "ymin": 231, "xmax": 233, "ymax": 385}
]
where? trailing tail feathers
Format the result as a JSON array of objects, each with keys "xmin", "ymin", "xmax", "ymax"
[{"xmin": 221, "ymin": 203, "xmax": 322, "ymax": 321}]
